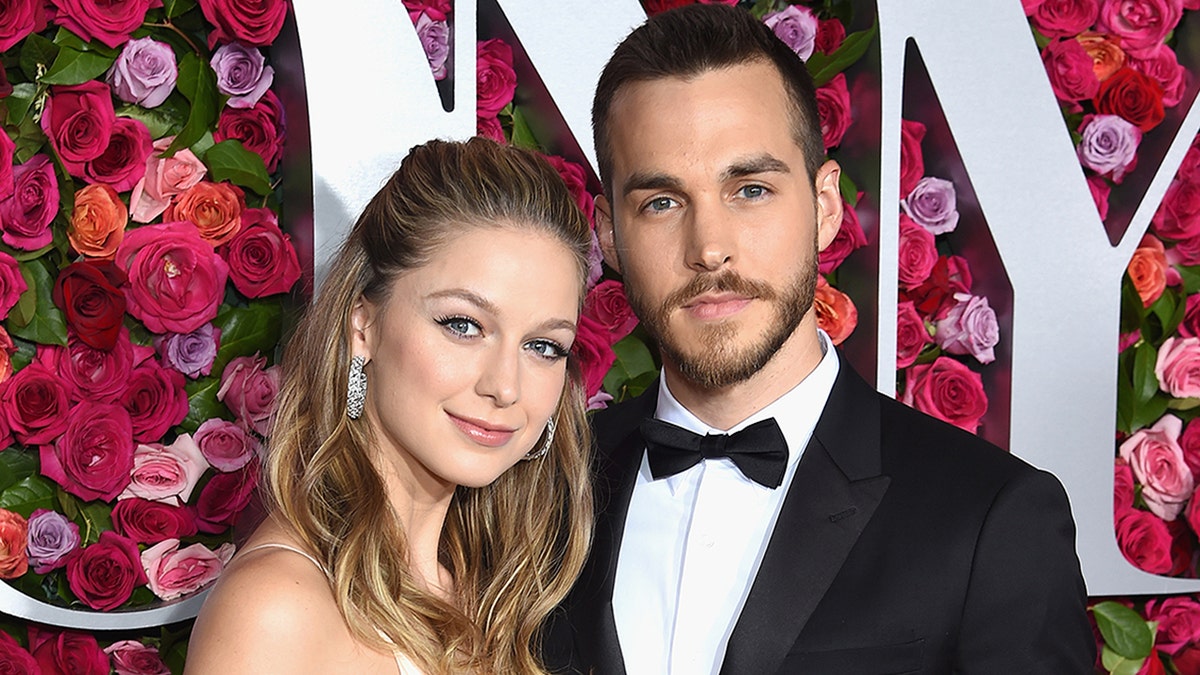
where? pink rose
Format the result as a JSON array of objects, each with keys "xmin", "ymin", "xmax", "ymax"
[
  {"xmin": 1096, "ymin": 0, "xmax": 1183, "ymax": 57},
  {"xmin": 896, "ymin": 300, "xmax": 933, "ymax": 369},
  {"xmin": 0, "ymin": 0, "xmax": 44, "ymax": 52},
  {"xmin": 1155, "ymin": 337, "xmax": 1200, "ymax": 398},
  {"xmin": 1115, "ymin": 457, "xmax": 1135, "ymax": 513},
  {"xmin": 571, "ymin": 314, "xmax": 615, "ymax": 400},
  {"xmin": 815, "ymin": 73, "xmax": 852, "ymax": 150},
  {"xmin": 1088, "ymin": 173, "xmax": 1111, "ymax": 221},
  {"xmin": 129, "ymin": 136, "xmax": 208, "ymax": 223},
  {"xmin": 1146, "ymin": 597, "xmax": 1200, "ymax": 655},
  {"xmin": 214, "ymin": 90, "xmax": 285, "ymax": 172},
  {"xmin": 818, "ymin": 197, "xmax": 867, "ymax": 274},
  {"xmin": 1120, "ymin": 414, "xmax": 1194, "ymax": 520},
  {"xmin": 119, "ymin": 434, "xmax": 210, "ymax": 505},
  {"xmin": 1, "ymin": 362, "xmax": 70, "ymax": 445},
  {"xmin": 105, "ymin": 640, "xmax": 170, "ymax": 675},
  {"xmin": 1130, "ymin": 43, "xmax": 1188, "ymax": 108},
  {"xmin": 141, "ymin": 538, "xmax": 235, "ymax": 601},
  {"xmin": 196, "ymin": 459, "xmax": 258, "ymax": 533},
  {"xmin": 544, "ymin": 155, "xmax": 595, "ymax": 224},
  {"xmin": 218, "ymin": 207, "xmax": 302, "ymax": 298},
  {"xmin": 39, "ymin": 81, "xmax": 116, "ymax": 166},
  {"xmin": 1042, "ymin": 38, "xmax": 1101, "ymax": 103},
  {"xmin": 1029, "ymin": 0, "xmax": 1100, "ymax": 37},
  {"xmin": 112, "ymin": 498, "xmax": 198, "ymax": 544},
  {"xmin": 897, "ymin": 212, "xmax": 937, "ymax": 288},
  {"xmin": 901, "ymin": 356, "xmax": 988, "ymax": 432},
  {"xmin": 64, "ymin": 531, "xmax": 147, "ymax": 611},
  {"xmin": 477, "ymin": 39, "xmax": 517, "ymax": 118},
  {"xmin": 1116, "ymin": 507, "xmax": 1181, "ymax": 574},
  {"xmin": 900, "ymin": 118, "xmax": 927, "ymax": 197},
  {"xmin": 218, "ymin": 353, "xmax": 280, "ymax": 436},
  {"xmin": 77, "ymin": 117, "xmax": 152, "ymax": 192},
  {"xmin": 29, "ymin": 627, "xmax": 108, "ymax": 675},
  {"xmin": 115, "ymin": 221, "xmax": 229, "ymax": 334},
  {"xmin": 0, "ymin": 154, "xmax": 59, "ymax": 250},
  {"xmin": 195, "ymin": 418, "xmax": 255, "ymax": 472},
  {"xmin": 934, "ymin": 293, "xmax": 1000, "ymax": 364},
  {"xmin": 122, "ymin": 361, "xmax": 189, "ymax": 442},
  {"xmin": 583, "ymin": 280, "xmax": 639, "ymax": 343},
  {"xmin": 49, "ymin": 0, "xmax": 156, "ymax": 48},
  {"xmin": 41, "ymin": 401, "xmax": 134, "ymax": 502},
  {"xmin": 197, "ymin": 0, "xmax": 287, "ymax": 46},
  {"xmin": 0, "ymin": 251, "xmax": 27, "ymax": 319}
]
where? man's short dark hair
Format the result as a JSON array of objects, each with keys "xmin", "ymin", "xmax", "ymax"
[{"xmin": 592, "ymin": 4, "xmax": 825, "ymax": 193}]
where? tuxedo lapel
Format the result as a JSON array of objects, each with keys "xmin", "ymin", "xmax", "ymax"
[{"xmin": 721, "ymin": 360, "xmax": 890, "ymax": 675}]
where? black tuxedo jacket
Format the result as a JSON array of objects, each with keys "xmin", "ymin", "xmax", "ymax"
[{"xmin": 548, "ymin": 356, "xmax": 1095, "ymax": 674}]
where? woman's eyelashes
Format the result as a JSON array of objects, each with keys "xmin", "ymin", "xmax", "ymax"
[
  {"xmin": 436, "ymin": 315, "xmax": 569, "ymax": 362},
  {"xmin": 525, "ymin": 338, "xmax": 569, "ymax": 362}
]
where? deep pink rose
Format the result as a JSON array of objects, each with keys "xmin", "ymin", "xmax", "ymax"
[
  {"xmin": 0, "ymin": 154, "xmax": 59, "ymax": 250},
  {"xmin": 1030, "ymin": 0, "xmax": 1100, "ymax": 37},
  {"xmin": 1043, "ymin": 38, "xmax": 1101, "ymax": 102},
  {"xmin": 1155, "ymin": 337, "xmax": 1200, "ymax": 398},
  {"xmin": 1116, "ymin": 507, "xmax": 1180, "ymax": 574},
  {"xmin": 195, "ymin": 418, "xmax": 255, "ymax": 472},
  {"xmin": 105, "ymin": 640, "xmax": 169, "ymax": 675},
  {"xmin": 218, "ymin": 207, "xmax": 301, "ymax": 298},
  {"xmin": 112, "ymin": 498, "xmax": 198, "ymax": 544},
  {"xmin": 1120, "ymin": 414, "xmax": 1193, "ymax": 520},
  {"xmin": 28, "ymin": 627, "xmax": 107, "ymax": 675},
  {"xmin": 403, "ymin": 0, "xmax": 451, "ymax": 20},
  {"xmin": 1181, "ymin": 417, "xmax": 1200, "ymax": 476},
  {"xmin": 115, "ymin": 221, "xmax": 229, "ymax": 334},
  {"xmin": 39, "ymin": 82, "xmax": 116, "ymax": 166},
  {"xmin": 64, "ymin": 531, "xmax": 147, "ymax": 611},
  {"xmin": 570, "ymin": 314, "xmax": 615, "ymax": 401},
  {"xmin": 1130, "ymin": 43, "xmax": 1188, "ymax": 108},
  {"xmin": 0, "ymin": 122, "xmax": 12, "ymax": 201},
  {"xmin": 815, "ymin": 73, "xmax": 852, "ymax": 150},
  {"xmin": 477, "ymin": 39, "xmax": 517, "ymax": 118},
  {"xmin": 41, "ymin": 401, "xmax": 134, "ymax": 501},
  {"xmin": 37, "ymin": 330, "xmax": 142, "ymax": 403},
  {"xmin": 901, "ymin": 356, "xmax": 988, "ymax": 432},
  {"xmin": 819, "ymin": 197, "xmax": 867, "ymax": 275},
  {"xmin": 477, "ymin": 116, "xmax": 506, "ymax": 144},
  {"xmin": 1146, "ymin": 597, "xmax": 1200, "ymax": 655},
  {"xmin": 215, "ymin": 90, "xmax": 285, "ymax": 172},
  {"xmin": 217, "ymin": 353, "xmax": 280, "ymax": 436},
  {"xmin": 141, "ymin": 538, "xmax": 235, "ymax": 600},
  {"xmin": 900, "ymin": 119, "xmax": 926, "ymax": 198},
  {"xmin": 49, "ymin": 0, "xmax": 156, "ymax": 48},
  {"xmin": 197, "ymin": 0, "xmax": 287, "ymax": 46},
  {"xmin": 122, "ymin": 361, "xmax": 189, "ymax": 442},
  {"xmin": 905, "ymin": 255, "xmax": 973, "ymax": 320},
  {"xmin": 196, "ymin": 458, "xmax": 258, "ymax": 533},
  {"xmin": 119, "ymin": 434, "xmax": 209, "ymax": 505},
  {"xmin": 897, "ymin": 212, "xmax": 937, "ymax": 288},
  {"xmin": 896, "ymin": 300, "xmax": 933, "ymax": 369},
  {"xmin": 1179, "ymin": 294, "xmax": 1200, "ymax": 338},
  {"xmin": 544, "ymin": 155, "xmax": 594, "ymax": 224},
  {"xmin": 1179, "ymin": 137, "xmax": 1200, "ymax": 184},
  {"xmin": 1087, "ymin": 173, "xmax": 1111, "ymax": 220},
  {"xmin": 1096, "ymin": 0, "xmax": 1183, "ymax": 56},
  {"xmin": 129, "ymin": 137, "xmax": 208, "ymax": 223},
  {"xmin": 814, "ymin": 18, "xmax": 845, "ymax": 54},
  {"xmin": 934, "ymin": 293, "xmax": 1000, "ymax": 365},
  {"xmin": 0, "ymin": 629, "xmax": 38, "ymax": 674},
  {"xmin": 0, "ymin": 251, "xmax": 27, "ymax": 320},
  {"xmin": 583, "ymin": 280, "xmax": 639, "ymax": 343},
  {"xmin": 77, "ymin": 117, "xmax": 152, "ymax": 192},
  {"xmin": 1115, "ymin": 457, "xmax": 1135, "ymax": 513},
  {"xmin": 1, "ymin": 362, "xmax": 69, "ymax": 445},
  {"xmin": 0, "ymin": 0, "xmax": 45, "ymax": 52}
]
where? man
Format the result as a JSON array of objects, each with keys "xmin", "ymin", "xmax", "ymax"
[{"xmin": 551, "ymin": 4, "xmax": 1094, "ymax": 674}]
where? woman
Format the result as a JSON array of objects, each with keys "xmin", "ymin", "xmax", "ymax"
[{"xmin": 186, "ymin": 138, "xmax": 594, "ymax": 674}]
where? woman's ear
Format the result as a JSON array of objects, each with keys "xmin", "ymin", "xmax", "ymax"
[{"xmin": 349, "ymin": 297, "xmax": 377, "ymax": 363}]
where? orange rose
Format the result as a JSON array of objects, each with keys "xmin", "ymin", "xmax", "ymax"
[
  {"xmin": 0, "ymin": 508, "xmax": 28, "ymax": 579},
  {"xmin": 814, "ymin": 275, "xmax": 858, "ymax": 345},
  {"xmin": 68, "ymin": 183, "xmax": 127, "ymax": 258},
  {"xmin": 1128, "ymin": 238, "xmax": 1169, "ymax": 307},
  {"xmin": 1077, "ymin": 32, "xmax": 1127, "ymax": 82},
  {"xmin": 0, "ymin": 326, "xmax": 14, "ymax": 385},
  {"xmin": 164, "ymin": 181, "xmax": 246, "ymax": 246}
]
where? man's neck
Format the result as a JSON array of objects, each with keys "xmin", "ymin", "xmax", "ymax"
[{"xmin": 662, "ymin": 319, "xmax": 826, "ymax": 431}]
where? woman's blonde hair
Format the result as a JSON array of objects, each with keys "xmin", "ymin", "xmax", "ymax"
[{"xmin": 265, "ymin": 137, "xmax": 594, "ymax": 673}]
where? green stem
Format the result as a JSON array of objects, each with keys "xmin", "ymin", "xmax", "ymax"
[{"xmin": 145, "ymin": 21, "xmax": 202, "ymax": 56}]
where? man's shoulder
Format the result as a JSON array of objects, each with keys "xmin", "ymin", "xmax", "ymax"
[{"xmin": 590, "ymin": 386, "xmax": 656, "ymax": 453}]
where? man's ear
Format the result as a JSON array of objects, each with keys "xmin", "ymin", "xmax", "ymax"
[
  {"xmin": 349, "ymin": 297, "xmax": 377, "ymax": 363},
  {"xmin": 595, "ymin": 194, "xmax": 622, "ymax": 274},
  {"xmin": 813, "ymin": 160, "xmax": 844, "ymax": 252}
]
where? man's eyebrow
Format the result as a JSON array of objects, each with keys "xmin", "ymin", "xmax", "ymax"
[
  {"xmin": 621, "ymin": 171, "xmax": 684, "ymax": 198},
  {"xmin": 721, "ymin": 155, "xmax": 791, "ymax": 181}
]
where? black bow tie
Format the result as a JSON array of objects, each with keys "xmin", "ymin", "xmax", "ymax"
[{"xmin": 640, "ymin": 417, "xmax": 789, "ymax": 489}]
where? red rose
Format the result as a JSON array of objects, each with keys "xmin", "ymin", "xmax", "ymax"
[
  {"xmin": 197, "ymin": 0, "xmax": 287, "ymax": 46},
  {"xmin": 28, "ymin": 627, "xmax": 108, "ymax": 675},
  {"xmin": 571, "ymin": 313, "xmax": 616, "ymax": 400},
  {"xmin": 0, "ymin": 0, "xmax": 45, "ymax": 52},
  {"xmin": 113, "ymin": 498, "xmax": 198, "ymax": 544},
  {"xmin": 65, "ymin": 531, "xmax": 147, "ymax": 611},
  {"xmin": 1173, "ymin": 644, "xmax": 1200, "ymax": 673},
  {"xmin": 1095, "ymin": 67, "xmax": 1166, "ymax": 133},
  {"xmin": 816, "ymin": 73, "xmax": 852, "ymax": 150},
  {"xmin": 0, "ymin": 508, "xmax": 27, "ymax": 579},
  {"xmin": 49, "ymin": 0, "xmax": 156, "ymax": 48},
  {"xmin": 39, "ymin": 82, "xmax": 116, "ymax": 166},
  {"xmin": 40, "ymin": 401, "xmax": 134, "ymax": 502},
  {"xmin": 1042, "ymin": 38, "xmax": 1100, "ymax": 103},
  {"xmin": 897, "ymin": 212, "xmax": 937, "ymax": 288},
  {"xmin": 115, "ymin": 221, "xmax": 229, "ymax": 334},
  {"xmin": 1115, "ymin": 457, "xmax": 1136, "ymax": 514},
  {"xmin": 544, "ymin": 155, "xmax": 595, "ymax": 224},
  {"xmin": 0, "ymin": 630, "xmax": 38, "ymax": 674},
  {"xmin": 896, "ymin": 300, "xmax": 933, "ymax": 369},
  {"xmin": 37, "ymin": 331, "xmax": 143, "ymax": 403},
  {"xmin": 900, "ymin": 118, "xmax": 926, "ymax": 197},
  {"xmin": 122, "ymin": 361, "xmax": 188, "ymax": 443},
  {"xmin": 1, "ymin": 154, "xmax": 59, "ymax": 251},
  {"xmin": 1117, "ymin": 507, "xmax": 1185, "ymax": 574},
  {"xmin": 214, "ymin": 90, "xmax": 285, "ymax": 172},
  {"xmin": 477, "ymin": 39, "xmax": 517, "ymax": 118},
  {"xmin": 583, "ymin": 280, "xmax": 638, "ymax": 343},
  {"xmin": 218, "ymin": 207, "xmax": 301, "ymax": 298},
  {"xmin": 901, "ymin": 356, "xmax": 987, "ymax": 432},
  {"xmin": 1146, "ymin": 597, "xmax": 1200, "ymax": 655},
  {"xmin": 1, "ymin": 362, "xmax": 69, "ymax": 445},
  {"xmin": 196, "ymin": 459, "xmax": 259, "ymax": 534},
  {"xmin": 904, "ymin": 255, "xmax": 973, "ymax": 320},
  {"xmin": 814, "ymin": 18, "xmax": 845, "ymax": 54},
  {"xmin": 818, "ymin": 197, "xmax": 867, "ymax": 274},
  {"xmin": 77, "ymin": 117, "xmax": 151, "ymax": 192},
  {"xmin": 52, "ymin": 260, "xmax": 128, "ymax": 351},
  {"xmin": 1029, "ymin": 0, "xmax": 1100, "ymax": 38},
  {"xmin": 0, "ymin": 251, "xmax": 27, "ymax": 320}
]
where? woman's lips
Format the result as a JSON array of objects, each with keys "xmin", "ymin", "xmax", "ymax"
[{"xmin": 447, "ymin": 413, "xmax": 517, "ymax": 448}]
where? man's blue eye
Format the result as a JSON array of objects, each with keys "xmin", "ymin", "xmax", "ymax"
[
  {"xmin": 740, "ymin": 185, "xmax": 766, "ymax": 199},
  {"xmin": 647, "ymin": 197, "xmax": 675, "ymax": 212}
]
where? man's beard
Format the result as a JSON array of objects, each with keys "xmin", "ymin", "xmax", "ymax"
[{"xmin": 625, "ymin": 262, "xmax": 816, "ymax": 390}]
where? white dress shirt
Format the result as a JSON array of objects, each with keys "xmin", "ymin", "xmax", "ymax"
[{"xmin": 611, "ymin": 333, "xmax": 839, "ymax": 675}]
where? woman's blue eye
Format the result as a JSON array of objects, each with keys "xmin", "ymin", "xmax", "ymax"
[
  {"xmin": 527, "ymin": 339, "xmax": 568, "ymax": 361},
  {"xmin": 437, "ymin": 316, "xmax": 481, "ymax": 337}
]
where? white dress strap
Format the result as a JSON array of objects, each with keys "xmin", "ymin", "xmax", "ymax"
[{"xmin": 239, "ymin": 542, "xmax": 330, "ymax": 578}]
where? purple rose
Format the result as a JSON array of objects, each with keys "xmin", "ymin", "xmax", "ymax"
[
  {"xmin": 416, "ymin": 12, "xmax": 450, "ymax": 81},
  {"xmin": 210, "ymin": 42, "xmax": 273, "ymax": 109},
  {"xmin": 194, "ymin": 418, "xmax": 255, "ymax": 472},
  {"xmin": 155, "ymin": 323, "xmax": 221, "ymax": 378},
  {"xmin": 934, "ymin": 293, "xmax": 1000, "ymax": 364},
  {"xmin": 763, "ymin": 5, "xmax": 818, "ymax": 61},
  {"xmin": 0, "ymin": 154, "xmax": 59, "ymax": 250},
  {"xmin": 1078, "ymin": 114, "xmax": 1141, "ymax": 183},
  {"xmin": 26, "ymin": 508, "xmax": 80, "ymax": 574},
  {"xmin": 901, "ymin": 176, "xmax": 960, "ymax": 235},
  {"xmin": 107, "ymin": 37, "xmax": 178, "ymax": 109}
]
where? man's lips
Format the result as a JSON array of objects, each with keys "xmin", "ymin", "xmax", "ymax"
[
  {"xmin": 682, "ymin": 292, "xmax": 753, "ymax": 320},
  {"xmin": 447, "ymin": 413, "xmax": 517, "ymax": 448}
]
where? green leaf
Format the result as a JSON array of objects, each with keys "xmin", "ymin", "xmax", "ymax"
[
  {"xmin": 1179, "ymin": 265, "xmax": 1200, "ymax": 295},
  {"xmin": 839, "ymin": 172, "xmax": 859, "ymax": 206},
  {"xmin": 1132, "ymin": 341, "xmax": 1160, "ymax": 406},
  {"xmin": 4, "ymin": 83, "xmax": 38, "ymax": 126},
  {"xmin": 1093, "ymin": 601, "xmax": 1155, "ymax": 659},
  {"xmin": 9, "ymin": 262, "xmax": 37, "ymax": 328},
  {"xmin": 182, "ymin": 375, "xmax": 225, "ymax": 433},
  {"xmin": 0, "ymin": 451, "xmax": 38, "ymax": 494},
  {"xmin": 602, "ymin": 335, "xmax": 658, "ymax": 401},
  {"xmin": 9, "ymin": 336, "xmax": 35, "ymax": 373},
  {"xmin": 509, "ymin": 106, "xmax": 540, "ymax": 151},
  {"xmin": 1131, "ymin": 393, "xmax": 1172, "ymax": 432},
  {"xmin": 166, "ymin": 52, "xmax": 218, "ymax": 156},
  {"xmin": 808, "ymin": 17, "xmax": 878, "ymax": 86},
  {"xmin": 1117, "ymin": 350, "xmax": 1136, "ymax": 433},
  {"xmin": 19, "ymin": 33, "xmax": 59, "ymax": 82},
  {"xmin": 52, "ymin": 27, "xmax": 118, "ymax": 57},
  {"xmin": 8, "ymin": 259, "xmax": 67, "ymax": 346},
  {"xmin": 0, "ymin": 475, "xmax": 57, "ymax": 518},
  {"xmin": 1168, "ymin": 397, "xmax": 1200, "ymax": 411},
  {"xmin": 117, "ymin": 97, "xmax": 190, "ymax": 139},
  {"xmin": 13, "ymin": 111, "xmax": 47, "ymax": 164},
  {"xmin": 1100, "ymin": 646, "xmax": 1145, "ymax": 675},
  {"xmin": 203, "ymin": 140, "xmax": 272, "ymax": 195},
  {"xmin": 40, "ymin": 47, "xmax": 115, "ymax": 86},
  {"xmin": 76, "ymin": 501, "xmax": 113, "ymax": 545},
  {"xmin": 164, "ymin": 0, "xmax": 198, "ymax": 18}
]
